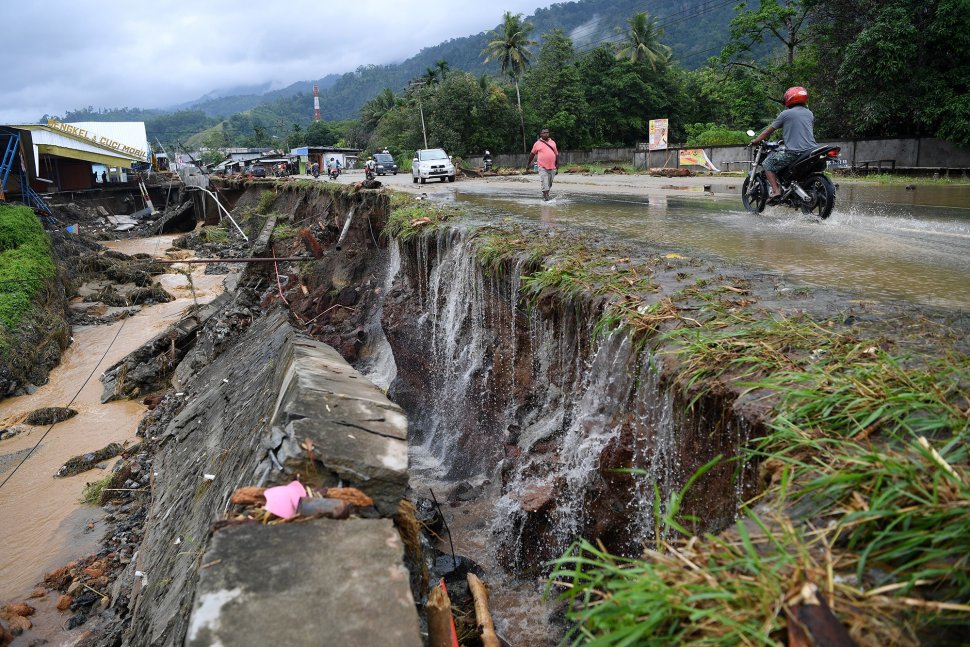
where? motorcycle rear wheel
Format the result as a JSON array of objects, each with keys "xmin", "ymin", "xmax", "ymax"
[
  {"xmin": 800, "ymin": 174, "xmax": 836, "ymax": 219},
  {"xmin": 741, "ymin": 175, "xmax": 767, "ymax": 213}
]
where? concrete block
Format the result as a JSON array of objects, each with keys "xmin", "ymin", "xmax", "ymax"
[{"xmin": 186, "ymin": 519, "xmax": 421, "ymax": 647}]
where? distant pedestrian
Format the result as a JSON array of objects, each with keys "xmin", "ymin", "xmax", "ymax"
[
  {"xmin": 101, "ymin": 170, "xmax": 107, "ymax": 183},
  {"xmin": 526, "ymin": 128, "xmax": 559, "ymax": 201}
]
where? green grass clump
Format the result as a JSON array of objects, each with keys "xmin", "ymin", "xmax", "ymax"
[
  {"xmin": 0, "ymin": 205, "xmax": 56, "ymax": 333},
  {"xmin": 257, "ymin": 189, "xmax": 277, "ymax": 212},
  {"xmin": 843, "ymin": 173, "xmax": 965, "ymax": 186},
  {"xmin": 197, "ymin": 226, "xmax": 229, "ymax": 244},
  {"xmin": 80, "ymin": 474, "xmax": 113, "ymax": 505},
  {"xmin": 384, "ymin": 194, "xmax": 459, "ymax": 241},
  {"xmin": 273, "ymin": 223, "xmax": 297, "ymax": 240}
]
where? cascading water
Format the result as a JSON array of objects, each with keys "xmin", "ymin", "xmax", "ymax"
[
  {"xmin": 359, "ymin": 244, "xmax": 400, "ymax": 390},
  {"xmin": 380, "ymin": 225, "xmax": 759, "ymax": 644}
]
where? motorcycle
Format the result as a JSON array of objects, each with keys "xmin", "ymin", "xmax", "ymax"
[
  {"xmin": 328, "ymin": 167, "xmax": 341, "ymax": 180},
  {"xmin": 483, "ymin": 159, "xmax": 493, "ymax": 172},
  {"xmin": 365, "ymin": 166, "xmax": 376, "ymax": 181},
  {"xmin": 742, "ymin": 130, "xmax": 841, "ymax": 219}
]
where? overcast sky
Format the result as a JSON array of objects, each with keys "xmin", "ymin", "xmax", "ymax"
[{"xmin": 0, "ymin": 1, "xmax": 556, "ymax": 124}]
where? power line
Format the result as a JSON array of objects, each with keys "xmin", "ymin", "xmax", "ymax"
[{"xmin": 0, "ymin": 315, "xmax": 128, "ymax": 492}]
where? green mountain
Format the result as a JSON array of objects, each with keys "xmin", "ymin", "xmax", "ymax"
[
  {"xmin": 265, "ymin": 0, "xmax": 738, "ymax": 123},
  {"xmin": 56, "ymin": 0, "xmax": 739, "ymax": 145}
]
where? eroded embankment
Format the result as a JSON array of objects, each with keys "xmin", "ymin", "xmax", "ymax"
[
  {"xmin": 380, "ymin": 197, "xmax": 970, "ymax": 644},
  {"xmin": 20, "ymin": 179, "xmax": 964, "ymax": 646}
]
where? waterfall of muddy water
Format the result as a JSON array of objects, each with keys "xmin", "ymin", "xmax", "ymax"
[
  {"xmin": 0, "ymin": 236, "xmax": 227, "ymax": 600},
  {"xmin": 396, "ymin": 227, "xmax": 754, "ymax": 646},
  {"xmin": 358, "ymin": 244, "xmax": 400, "ymax": 391},
  {"xmin": 453, "ymin": 186, "xmax": 970, "ymax": 310}
]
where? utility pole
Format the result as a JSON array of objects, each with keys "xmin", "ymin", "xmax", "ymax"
[{"xmin": 410, "ymin": 81, "xmax": 429, "ymax": 149}]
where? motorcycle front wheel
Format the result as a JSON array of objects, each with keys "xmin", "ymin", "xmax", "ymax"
[
  {"xmin": 800, "ymin": 174, "xmax": 836, "ymax": 219},
  {"xmin": 741, "ymin": 175, "xmax": 767, "ymax": 213}
]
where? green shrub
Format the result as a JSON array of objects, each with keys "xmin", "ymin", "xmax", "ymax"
[
  {"xmin": 0, "ymin": 205, "xmax": 56, "ymax": 331},
  {"xmin": 684, "ymin": 123, "xmax": 750, "ymax": 146}
]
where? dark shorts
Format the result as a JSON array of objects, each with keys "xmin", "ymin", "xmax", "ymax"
[{"xmin": 763, "ymin": 150, "xmax": 801, "ymax": 172}]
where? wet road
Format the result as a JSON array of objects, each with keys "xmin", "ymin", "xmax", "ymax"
[{"xmin": 340, "ymin": 170, "xmax": 970, "ymax": 310}]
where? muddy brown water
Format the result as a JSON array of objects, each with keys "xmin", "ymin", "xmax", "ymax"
[
  {"xmin": 0, "ymin": 236, "xmax": 226, "ymax": 604},
  {"xmin": 451, "ymin": 182, "xmax": 970, "ymax": 310}
]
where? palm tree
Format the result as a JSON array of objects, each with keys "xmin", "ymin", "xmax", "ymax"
[
  {"xmin": 360, "ymin": 88, "xmax": 395, "ymax": 132},
  {"xmin": 421, "ymin": 67, "xmax": 439, "ymax": 86},
  {"xmin": 435, "ymin": 59, "xmax": 450, "ymax": 80},
  {"xmin": 615, "ymin": 12, "xmax": 672, "ymax": 71},
  {"xmin": 481, "ymin": 11, "xmax": 536, "ymax": 152}
]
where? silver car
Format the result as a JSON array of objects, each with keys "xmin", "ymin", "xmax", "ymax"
[{"xmin": 411, "ymin": 148, "xmax": 455, "ymax": 184}]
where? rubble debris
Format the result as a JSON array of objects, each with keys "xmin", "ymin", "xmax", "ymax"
[
  {"xmin": 55, "ymin": 442, "xmax": 125, "ymax": 478},
  {"xmin": 24, "ymin": 407, "xmax": 77, "ymax": 426}
]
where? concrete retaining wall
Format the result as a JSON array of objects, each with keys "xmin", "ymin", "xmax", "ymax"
[
  {"xmin": 483, "ymin": 137, "xmax": 970, "ymax": 171},
  {"xmin": 124, "ymin": 309, "xmax": 419, "ymax": 646}
]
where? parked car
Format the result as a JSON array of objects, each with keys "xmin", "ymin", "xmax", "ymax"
[
  {"xmin": 412, "ymin": 148, "xmax": 455, "ymax": 184},
  {"xmin": 373, "ymin": 153, "xmax": 398, "ymax": 176},
  {"xmin": 247, "ymin": 165, "xmax": 267, "ymax": 177}
]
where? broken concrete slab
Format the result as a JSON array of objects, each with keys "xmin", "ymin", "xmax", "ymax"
[
  {"xmin": 186, "ymin": 519, "xmax": 420, "ymax": 647},
  {"xmin": 266, "ymin": 337, "xmax": 408, "ymax": 517}
]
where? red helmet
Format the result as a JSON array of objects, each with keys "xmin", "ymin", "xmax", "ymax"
[{"xmin": 784, "ymin": 86, "xmax": 809, "ymax": 107}]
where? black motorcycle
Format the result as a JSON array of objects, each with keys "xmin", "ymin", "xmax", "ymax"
[
  {"xmin": 742, "ymin": 131, "xmax": 841, "ymax": 219},
  {"xmin": 365, "ymin": 166, "xmax": 376, "ymax": 181}
]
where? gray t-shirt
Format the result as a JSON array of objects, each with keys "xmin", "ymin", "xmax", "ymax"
[{"xmin": 771, "ymin": 106, "xmax": 816, "ymax": 152}]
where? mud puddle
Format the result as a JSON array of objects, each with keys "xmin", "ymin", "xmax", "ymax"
[{"xmin": 0, "ymin": 236, "xmax": 226, "ymax": 603}]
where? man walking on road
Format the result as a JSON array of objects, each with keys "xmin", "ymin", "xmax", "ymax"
[{"xmin": 526, "ymin": 128, "xmax": 559, "ymax": 201}]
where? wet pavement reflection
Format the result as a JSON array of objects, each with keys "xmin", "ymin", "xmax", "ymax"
[{"xmin": 453, "ymin": 182, "xmax": 970, "ymax": 310}]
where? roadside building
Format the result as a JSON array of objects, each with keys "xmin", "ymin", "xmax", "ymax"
[
  {"xmin": 291, "ymin": 146, "xmax": 360, "ymax": 174},
  {"xmin": 0, "ymin": 119, "xmax": 150, "ymax": 211}
]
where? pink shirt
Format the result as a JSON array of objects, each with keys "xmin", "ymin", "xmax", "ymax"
[{"xmin": 531, "ymin": 138, "xmax": 558, "ymax": 170}]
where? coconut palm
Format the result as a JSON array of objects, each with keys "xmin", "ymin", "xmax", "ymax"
[
  {"xmin": 435, "ymin": 59, "xmax": 450, "ymax": 80},
  {"xmin": 615, "ymin": 12, "xmax": 672, "ymax": 71},
  {"xmin": 481, "ymin": 11, "xmax": 536, "ymax": 151}
]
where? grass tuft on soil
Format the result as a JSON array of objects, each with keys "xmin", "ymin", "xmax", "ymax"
[{"xmin": 549, "ymin": 309, "xmax": 970, "ymax": 645}]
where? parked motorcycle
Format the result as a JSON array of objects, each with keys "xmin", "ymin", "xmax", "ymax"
[{"xmin": 742, "ymin": 130, "xmax": 841, "ymax": 219}]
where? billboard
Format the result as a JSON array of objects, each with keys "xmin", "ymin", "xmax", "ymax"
[
  {"xmin": 678, "ymin": 148, "xmax": 720, "ymax": 172},
  {"xmin": 649, "ymin": 119, "xmax": 668, "ymax": 151}
]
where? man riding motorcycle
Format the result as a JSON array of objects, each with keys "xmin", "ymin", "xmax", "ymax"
[
  {"xmin": 749, "ymin": 86, "xmax": 816, "ymax": 203},
  {"xmin": 364, "ymin": 156, "xmax": 377, "ymax": 180}
]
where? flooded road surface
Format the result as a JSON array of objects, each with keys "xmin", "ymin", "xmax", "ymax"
[
  {"xmin": 452, "ymin": 182, "xmax": 970, "ymax": 310},
  {"xmin": 0, "ymin": 236, "xmax": 226, "ymax": 600}
]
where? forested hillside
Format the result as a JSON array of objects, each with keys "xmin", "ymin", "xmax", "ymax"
[
  {"xmin": 53, "ymin": 0, "xmax": 970, "ymax": 155},
  {"xmin": 50, "ymin": 0, "xmax": 737, "ymax": 147}
]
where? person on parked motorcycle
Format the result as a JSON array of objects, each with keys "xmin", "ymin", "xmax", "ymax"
[{"xmin": 749, "ymin": 86, "xmax": 816, "ymax": 202}]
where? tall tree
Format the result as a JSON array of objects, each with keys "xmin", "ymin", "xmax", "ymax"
[
  {"xmin": 615, "ymin": 12, "xmax": 672, "ymax": 71},
  {"xmin": 722, "ymin": 0, "xmax": 813, "ymax": 69},
  {"xmin": 481, "ymin": 12, "xmax": 537, "ymax": 151},
  {"xmin": 522, "ymin": 29, "xmax": 590, "ymax": 149},
  {"xmin": 807, "ymin": 0, "xmax": 970, "ymax": 144}
]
